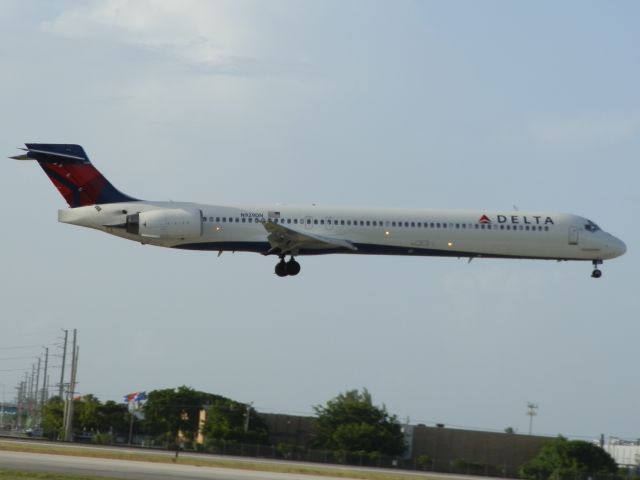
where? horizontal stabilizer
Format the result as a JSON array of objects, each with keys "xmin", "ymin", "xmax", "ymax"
[{"xmin": 21, "ymin": 144, "xmax": 90, "ymax": 164}]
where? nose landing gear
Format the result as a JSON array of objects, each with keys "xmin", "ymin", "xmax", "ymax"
[
  {"xmin": 591, "ymin": 260, "xmax": 603, "ymax": 279},
  {"xmin": 275, "ymin": 256, "xmax": 301, "ymax": 277}
]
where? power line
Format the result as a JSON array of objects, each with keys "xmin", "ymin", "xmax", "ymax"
[
  {"xmin": 0, "ymin": 343, "xmax": 57, "ymax": 351},
  {"xmin": 0, "ymin": 355, "xmax": 40, "ymax": 361}
]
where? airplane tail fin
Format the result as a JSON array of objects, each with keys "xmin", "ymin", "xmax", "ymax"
[{"xmin": 11, "ymin": 144, "xmax": 138, "ymax": 208}]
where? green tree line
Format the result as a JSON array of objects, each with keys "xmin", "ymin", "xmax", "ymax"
[
  {"xmin": 42, "ymin": 386, "xmax": 268, "ymax": 448},
  {"xmin": 41, "ymin": 386, "xmax": 406, "ymax": 457},
  {"xmin": 41, "ymin": 388, "xmax": 621, "ymax": 479}
]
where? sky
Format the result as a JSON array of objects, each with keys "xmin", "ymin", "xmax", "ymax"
[{"xmin": 0, "ymin": 0, "xmax": 638, "ymax": 441}]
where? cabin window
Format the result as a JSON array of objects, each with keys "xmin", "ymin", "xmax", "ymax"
[
  {"xmin": 314, "ymin": 219, "xmax": 318, "ymax": 225},
  {"xmin": 320, "ymin": 219, "xmax": 325, "ymax": 225}
]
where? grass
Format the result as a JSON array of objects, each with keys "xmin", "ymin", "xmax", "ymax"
[
  {"xmin": 0, "ymin": 441, "xmax": 434, "ymax": 480},
  {"xmin": 0, "ymin": 472, "xmax": 121, "ymax": 480}
]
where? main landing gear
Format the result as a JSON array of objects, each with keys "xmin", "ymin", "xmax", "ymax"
[
  {"xmin": 591, "ymin": 259, "xmax": 603, "ymax": 279},
  {"xmin": 275, "ymin": 256, "xmax": 301, "ymax": 277}
]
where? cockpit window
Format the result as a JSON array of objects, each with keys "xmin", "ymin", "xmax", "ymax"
[{"xmin": 585, "ymin": 220, "xmax": 600, "ymax": 233}]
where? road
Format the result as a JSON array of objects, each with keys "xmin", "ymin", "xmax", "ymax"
[
  {"xmin": 0, "ymin": 449, "xmax": 335, "ymax": 480},
  {"xmin": 0, "ymin": 439, "xmax": 504, "ymax": 480}
]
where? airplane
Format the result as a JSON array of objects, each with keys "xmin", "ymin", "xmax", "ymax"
[{"xmin": 11, "ymin": 143, "xmax": 626, "ymax": 278}]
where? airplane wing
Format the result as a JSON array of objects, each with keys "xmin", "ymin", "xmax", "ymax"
[{"xmin": 262, "ymin": 221, "xmax": 357, "ymax": 255}]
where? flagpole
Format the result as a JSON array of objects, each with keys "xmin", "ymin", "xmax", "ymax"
[{"xmin": 128, "ymin": 411, "xmax": 134, "ymax": 445}]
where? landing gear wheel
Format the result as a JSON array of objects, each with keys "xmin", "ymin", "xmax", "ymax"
[
  {"xmin": 591, "ymin": 260, "xmax": 603, "ymax": 279},
  {"xmin": 286, "ymin": 258, "xmax": 301, "ymax": 276},
  {"xmin": 275, "ymin": 259, "xmax": 288, "ymax": 277}
]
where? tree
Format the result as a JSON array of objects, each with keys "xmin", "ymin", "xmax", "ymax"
[
  {"xmin": 313, "ymin": 388, "xmax": 405, "ymax": 456},
  {"xmin": 76, "ymin": 394, "xmax": 101, "ymax": 432},
  {"xmin": 41, "ymin": 395, "xmax": 130, "ymax": 441},
  {"xmin": 96, "ymin": 400, "xmax": 129, "ymax": 435},
  {"xmin": 520, "ymin": 437, "xmax": 618, "ymax": 480},
  {"xmin": 203, "ymin": 399, "xmax": 269, "ymax": 446},
  {"xmin": 41, "ymin": 396, "xmax": 64, "ymax": 439},
  {"xmin": 142, "ymin": 386, "xmax": 227, "ymax": 445}
]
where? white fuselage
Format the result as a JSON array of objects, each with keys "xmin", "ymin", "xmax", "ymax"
[{"xmin": 58, "ymin": 201, "xmax": 627, "ymax": 262}]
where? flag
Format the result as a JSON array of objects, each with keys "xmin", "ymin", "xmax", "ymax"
[{"xmin": 123, "ymin": 391, "xmax": 147, "ymax": 404}]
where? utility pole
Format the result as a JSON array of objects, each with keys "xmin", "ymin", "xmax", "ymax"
[
  {"xmin": 35, "ymin": 356, "xmax": 41, "ymax": 423},
  {"xmin": 526, "ymin": 402, "xmax": 538, "ymax": 435},
  {"xmin": 59, "ymin": 330, "xmax": 68, "ymax": 399},
  {"xmin": 28, "ymin": 364, "xmax": 35, "ymax": 424},
  {"xmin": 0, "ymin": 383, "xmax": 5, "ymax": 429},
  {"xmin": 16, "ymin": 379, "xmax": 25, "ymax": 429},
  {"xmin": 28, "ymin": 365, "xmax": 34, "ymax": 405},
  {"xmin": 244, "ymin": 402, "xmax": 253, "ymax": 433},
  {"xmin": 64, "ymin": 330, "xmax": 78, "ymax": 442},
  {"xmin": 41, "ymin": 348, "xmax": 49, "ymax": 407}
]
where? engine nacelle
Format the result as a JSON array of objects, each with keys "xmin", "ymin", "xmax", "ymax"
[{"xmin": 126, "ymin": 208, "xmax": 202, "ymax": 240}]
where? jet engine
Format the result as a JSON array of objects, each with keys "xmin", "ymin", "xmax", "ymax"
[{"xmin": 126, "ymin": 208, "xmax": 202, "ymax": 240}]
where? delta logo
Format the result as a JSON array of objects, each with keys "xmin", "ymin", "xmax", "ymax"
[{"xmin": 478, "ymin": 214, "xmax": 555, "ymax": 225}]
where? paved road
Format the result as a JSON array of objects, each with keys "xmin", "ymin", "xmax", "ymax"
[
  {"xmin": 0, "ymin": 450, "xmax": 342, "ymax": 480},
  {"xmin": 0, "ymin": 438, "xmax": 504, "ymax": 480}
]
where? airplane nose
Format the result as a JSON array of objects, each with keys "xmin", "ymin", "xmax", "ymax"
[{"xmin": 611, "ymin": 237, "xmax": 627, "ymax": 258}]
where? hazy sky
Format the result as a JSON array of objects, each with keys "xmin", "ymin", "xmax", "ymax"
[{"xmin": 1, "ymin": 1, "xmax": 638, "ymax": 440}]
